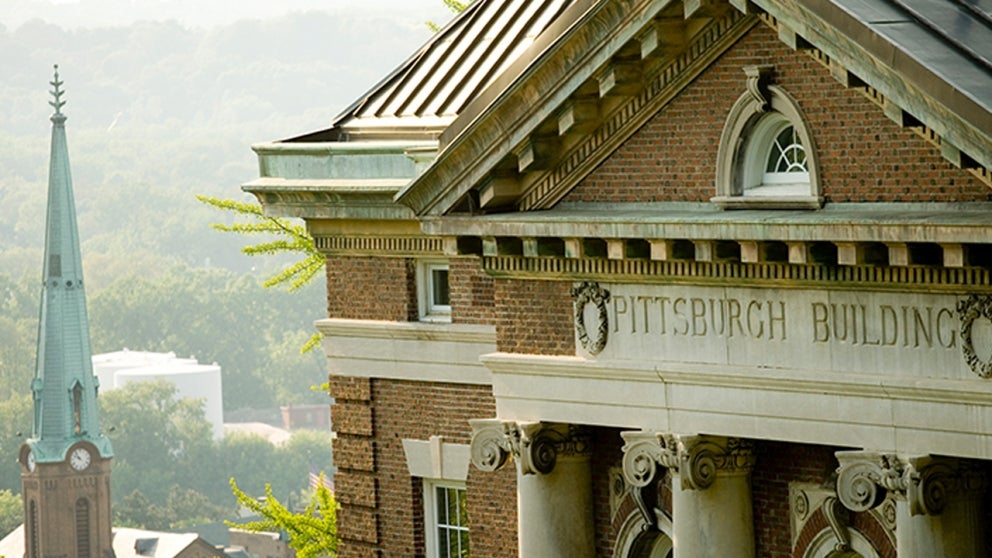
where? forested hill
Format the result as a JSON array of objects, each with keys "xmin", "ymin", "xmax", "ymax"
[
  {"xmin": 0, "ymin": 8, "xmax": 446, "ymax": 410},
  {"xmin": 0, "ymin": 9, "xmax": 437, "ymax": 281}
]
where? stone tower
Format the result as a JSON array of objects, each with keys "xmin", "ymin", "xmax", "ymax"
[{"xmin": 19, "ymin": 66, "xmax": 115, "ymax": 558}]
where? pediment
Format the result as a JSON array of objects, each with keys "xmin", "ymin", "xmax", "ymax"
[{"xmin": 396, "ymin": 0, "xmax": 992, "ymax": 217}]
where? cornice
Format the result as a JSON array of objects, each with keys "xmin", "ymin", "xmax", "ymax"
[
  {"xmin": 423, "ymin": 202, "xmax": 992, "ymax": 243},
  {"xmin": 749, "ymin": 0, "xmax": 992, "ymax": 183},
  {"xmin": 479, "ymin": 351, "xmax": 992, "ymax": 408},
  {"xmin": 243, "ymin": 178, "xmax": 416, "ymax": 220},
  {"xmin": 396, "ymin": 0, "xmax": 680, "ymax": 216},
  {"xmin": 481, "ymin": 257, "xmax": 991, "ymax": 293},
  {"xmin": 519, "ymin": 11, "xmax": 756, "ymax": 210},
  {"xmin": 422, "ymin": 202, "xmax": 992, "ymax": 285}
]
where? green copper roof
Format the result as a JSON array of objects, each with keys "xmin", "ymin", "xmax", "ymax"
[{"xmin": 27, "ymin": 66, "xmax": 112, "ymax": 463}]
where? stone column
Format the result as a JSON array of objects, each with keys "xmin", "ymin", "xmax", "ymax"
[
  {"xmin": 471, "ymin": 419, "xmax": 594, "ymax": 558},
  {"xmin": 621, "ymin": 432, "xmax": 756, "ymax": 557},
  {"xmin": 836, "ymin": 452, "xmax": 987, "ymax": 558}
]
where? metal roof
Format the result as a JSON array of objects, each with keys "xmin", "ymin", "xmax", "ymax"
[
  {"xmin": 810, "ymin": 0, "xmax": 992, "ymax": 135},
  {"xmin": 328, "ymin": 0, "xmax": 575, "ymax": 136}
]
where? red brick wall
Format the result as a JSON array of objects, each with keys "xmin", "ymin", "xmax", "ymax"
[
  {"xmin": 450, "ymin": 256, "xmax": 496, "ymax": 325},
  {"xmin": 326, "ymin": 256, "xmax": 417, "ymax": 321},
  {"xmin": 591, "ymin": 427, "xmax": 623, "ymax": 558},
  {"xmin": 751, "ymin": 441, "xmax": 848, "ymax": 558},
  {"xmin": 495, "ymin": 278, "xmax": 575, "ymax": 355},
  {"xmin": 564, "ymin": 24, "xmax": 989, "ymax": 205},
  {"xmin": 466, "ymin": 461, "xmax": 518, "ymax": 558},
  {"xmin": 331, "ymin": 376, "xmax": 514, "ymax": 558}
]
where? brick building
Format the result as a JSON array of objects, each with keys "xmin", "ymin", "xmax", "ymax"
[{"xmin": 244, "ymin": 0, "xmax": 992, "ymax": 556}]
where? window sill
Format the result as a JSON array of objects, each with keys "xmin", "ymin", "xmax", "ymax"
[{"xmin": 711, "ymin": 195, "xmax": 824, "ymax": 210}]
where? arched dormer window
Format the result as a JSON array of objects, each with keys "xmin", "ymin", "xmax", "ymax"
[{"xmin": 713, "ymin": 65, "xmax": 822, "ymax": 209}]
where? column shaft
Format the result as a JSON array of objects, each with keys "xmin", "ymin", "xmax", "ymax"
[
  {"xmin": 518, "ymin": 455, "xmax": 594, "ymax": 558},
  {"xmin": 672, "ymin": 470, "xmax": 754, "ymax": 557}
]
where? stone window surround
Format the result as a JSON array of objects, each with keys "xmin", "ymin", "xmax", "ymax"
[
  {"xmin": 712, "ymin": 65, "xmax": 823, "ymax": 210},
  {"xmin": 403, "ymin": 436, "xmax": 471, "ymax": 558}
]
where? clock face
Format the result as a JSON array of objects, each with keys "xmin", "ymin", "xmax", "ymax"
[
  {"xmin": 25, "ymin": 451, "xmax": 35, "ymax": 472},
  {"xmin": 69, "ymin": 447, "xmax": 91, "ymax": 471}
]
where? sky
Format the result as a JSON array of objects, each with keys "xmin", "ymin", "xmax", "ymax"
[{"xmin": 2, "ymin": 0, "xmax": 455, "ymax": 30}]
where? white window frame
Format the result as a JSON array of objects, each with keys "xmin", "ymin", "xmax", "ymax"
[
  {"xmin": 713, "ymin": 65, "xmax": 822, "ymax": 210},
  {"xmin": 742, "ymin": 115, "xmax": 810, "ymax": 197},
  {"xmin": 424, "ymin": 480, "xmax": 469, "ymax": 558},
  {"xmin": 418, "ymin": 260, "xmax": 451, "ymax": 322}
]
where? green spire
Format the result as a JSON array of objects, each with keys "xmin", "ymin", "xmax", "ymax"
[{"xmin": 27, "ymin": 65, "xmax": 113, "ymax": 463}]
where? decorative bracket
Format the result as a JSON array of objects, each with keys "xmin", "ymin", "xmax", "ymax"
[
  {"xmin": 823, "ymin": 496, "xmax": 853, "ymax": 554},
  {"xmin": 469, "ymin": 419, "xmax": 590, "ymax": 476},
  {"xmin": 743, "ymin": 64, "xmax": 774, "ymax": 112}
]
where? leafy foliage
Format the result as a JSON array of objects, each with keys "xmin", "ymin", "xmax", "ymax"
[
  {"xmin": 196, "ymin": 196, "xmax": 324, "ymax": 292},
  {"xmin": 229, "ymin": 476, "xmax": 338, "ymax": 558},
  {"xmin": 0, "ymin": 489, "xmax": 23, "ymax": 538},
  {"xmin": 96, "ymin": 381, "xmax": 334, "ymax": 530},
  {"xmin": 196, "ymin": 196, "xmax": 325, "ymax": 354},
  {"xmin": 427, "ymin": 0, "xmax": 469, "ymax": 31}
]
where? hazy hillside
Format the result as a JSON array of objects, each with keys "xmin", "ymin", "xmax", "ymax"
[
  {"xmin": 0, "ymin": 6, "xmax": 446, "ymax": 286},
  {"xmin": 0, "ymin": 5, "xmax": 454, "ymax": 409}
]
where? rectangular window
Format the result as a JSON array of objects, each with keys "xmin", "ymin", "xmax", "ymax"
[
  {"xmin": 419, "ymin": 261, "xmax": 451, "ymax": 321},
  {"xmin": 425, "ymin": 481, "xmax": 469, "ymax": 558}
]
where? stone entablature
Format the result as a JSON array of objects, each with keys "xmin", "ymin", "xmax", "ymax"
[
  {"xmin": 573, "ymin": 283, "xmax": 992, "ymax": 381},
  {"xmin": 479, "ymin": 350, "xmax": 992, "ymax": 461},
  {"xmin": 428, "ymin": 202, "xmax": 992, "ymax": 272}
]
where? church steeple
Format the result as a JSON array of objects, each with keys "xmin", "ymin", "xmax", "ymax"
[
  {"xmin": 27, "ymin": 64, "xmax": 112, "ymax": 461},
  {"xmin": 20, "ymin": 65, "xmax": 114, "ymax": 558}
]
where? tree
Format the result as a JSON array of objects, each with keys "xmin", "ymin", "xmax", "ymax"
[
  {"xmin": 0, "ymin": 489, "xmax": 22, "ymax": 538},
  {"xmin": 229, "ymin": 476, "xmax": 338, "ymax": 558},
  {"xmin": 0, "ymin": 394, "xmax": 32, "ymax": 493},
  {"xmin": 427, "ymin": 0, "xmax": 469, "ymax": 31},
  {"xmin": 99, "ymin": 380, "xmax": 216, "ymax": 505}
]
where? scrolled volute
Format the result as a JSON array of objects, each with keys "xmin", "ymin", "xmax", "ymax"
[
  {"xmin": 679, "ymin": 436, "xmax": 755, "ymax": 491},
  {"xmin": 513, "ymin": 422, "xmax": 559, "ymax": 475},
  {"xmin": 835, "ymin": 452, "xmax": 904, "ymax": 513},
  {"xmin": 620, "ymin": 432, "xmax": 677, "ymax": 488},
  {"xmin": 469, "ymin": 419, "xmax": 512, "ymax": 473},
  {"xmin": 905, "ymin": 457, "xmax": 985, "ymax": 516},
  {"xmin": 472, "ymin": 420, "xmax": 589, "ymax": 476}
]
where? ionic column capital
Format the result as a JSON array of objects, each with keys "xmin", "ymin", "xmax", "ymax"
[
  {"xmin": 620, "ymin": 431, "xmax": 680, "ymax": 490},
  {"xmin": 469, "ymin": 419, "xmax": 590, "ymax": 476},
  {"xmin": 621, "ymin": 433, "xmax": 756, "ymax": 490},
  {"xmin": 835, "ymin": 451, "xmax": 988, "ymax": 516},
  {"xmin": 679, "ymin": 435, "xmax": 756, "ymax": 490}
]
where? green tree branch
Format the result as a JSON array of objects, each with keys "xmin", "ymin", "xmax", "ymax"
[{"xmin": 228, "ymin": 476, "xmax": 338, "ymax": 558}]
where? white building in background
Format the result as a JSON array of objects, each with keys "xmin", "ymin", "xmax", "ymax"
[{"xmin": 92, "ymin": 350, "xmax": 225, "ymax": 439}]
